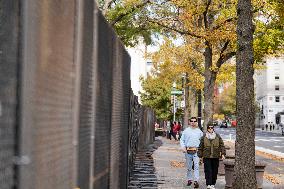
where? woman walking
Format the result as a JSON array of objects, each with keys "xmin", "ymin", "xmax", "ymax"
[{"xmin": 197, "ymin": 122, "xmax": 226, "ymax": 189}]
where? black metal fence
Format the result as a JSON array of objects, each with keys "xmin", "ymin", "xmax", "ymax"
[{"xmin": 0, "ymin": 1, "xmax": 155, "ymax": 189}]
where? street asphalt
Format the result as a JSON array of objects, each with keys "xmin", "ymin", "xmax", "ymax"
[{"xmin": 217, "ymin": 127, "xmax": 284, "ymax": 154}]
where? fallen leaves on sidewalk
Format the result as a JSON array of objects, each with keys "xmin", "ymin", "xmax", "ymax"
[
  {"xmin": 170, "ymin": 161, "xmax": 185, "ymax": 168},
  {"xmin": 256, "ymin": 151, "xmax": 284, "ymax": 163},
  {"xmin": 264, "ymin": 173, "xmax": 281, "ymax": 185}
]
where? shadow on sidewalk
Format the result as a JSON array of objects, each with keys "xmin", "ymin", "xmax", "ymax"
[{"xmin": 128, "ymin": 139, "xmax": 163, "ymax": 188}]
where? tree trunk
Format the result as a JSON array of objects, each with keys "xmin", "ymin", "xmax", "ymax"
[
  {"xmin": 203, "ymin": 41, "xmax": 216, "ymax": 131},
  {"xmin": 183, "ymin": 74, "xmax": 189, "ymax": 129},
  {"xmin": 232, "ymin": 0, "xmax": 257, "ymax": 188},
  {"xmin": 189, "ymin": 89, "xmax": 198, "ymax": 117},
  {"xmin": 197, "ymin": 89, "xmax": 202, "ymax": 130}
]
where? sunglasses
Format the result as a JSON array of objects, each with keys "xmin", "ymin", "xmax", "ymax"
[
  {"xmin": 190, "ymin": 120, "xmax": 197, "ymax": 122},
  {"xmin": 208, "ymin": 127, "xmax": 214, "ymax": 129}
]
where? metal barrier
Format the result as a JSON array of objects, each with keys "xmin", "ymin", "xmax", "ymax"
[
  {"xmin": 0, "ymin": 1, "xmax": 19, "ymax": 189},
  {"xmin": 127, "ymin": 95, "xmax": 156, "ymax": 180},
  {"xmin": 0, "ymin": 1, "xmax": 155, "ymax": 189}
]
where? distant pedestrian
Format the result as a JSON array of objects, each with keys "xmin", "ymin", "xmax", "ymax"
[
  {"xmin": 269, "ymin": 122, "xmax": 272, "ymax": 131},
  {"xmin": 169, "ymin": 121, "xmax": 177, "ymax": 140},
  {"xmin": 180, "ymin": 117, "xmax": 203, "ymax": 188},
  {"xmin": 174, "ymin": 121, "xmax": 182, "ymax": 140},
  {"xmin": 280, "ymin": 123, "xmax": 284, "ymax": 136},
  {"xmin": 166, "ymin": 121, "xmax": 171, "ymax": 139},
  {"xmin": 198, "ymin": 122, "xmax": 226, "ymax": 189},
  {"xmin": 265, "ymin": 123, "xmax": 268, "ymax": 131},
  {"xmin": 273, "ymin": 124, "xmax": 275, "ymax": 130}
]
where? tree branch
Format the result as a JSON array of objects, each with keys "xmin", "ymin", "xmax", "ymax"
[
  {"xmin": 203, "ymin": 0, "xmax": 212, "ymax": 29},
  {"xmin": 110, "ymin": 0, "xmax": 150, "ymax": 26},
  {"xmin": 212, "ymin": 17, "xmax": 237, "ymax": 30},
  {"xmin": 191, "ymin": 61, "xmax": 205, "ymax": 77},
  {"xmin": 212, "ymin": 5, "xmax": 264, "ymax": 31},
  {"xmin": 216, "ymin": 40, "xmax": 230, "ymax": 68},
  {"xmin": 216, "ymin": 51, "xmax": 236, "ymax": 68},
  {"xmin": 147, "ymin": 19, "xmax": 204, "ymax": 39}
]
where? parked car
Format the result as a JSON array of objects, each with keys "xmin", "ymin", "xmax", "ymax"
[{"xmin": 220, "ymin": 121, "xmax": 228, "ymax": 128}]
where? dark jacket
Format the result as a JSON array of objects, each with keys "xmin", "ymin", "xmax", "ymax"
[{"xmin": 197, "ymin": 133, "xmax": 226, "ymax": 158}]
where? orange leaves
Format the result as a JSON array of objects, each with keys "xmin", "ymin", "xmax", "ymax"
[
  {"xmin": 264, "ymin": 173, "xmax": 281, "ymax": 185},
  {"xmin": 256, "ymin": 151, "xmax": 284, "ymax": 163},
  {"xmin": 170, "ymin": 160, "xmax": 185, "ymax": 168}
]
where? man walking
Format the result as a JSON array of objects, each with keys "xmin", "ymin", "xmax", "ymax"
[{"xmin": 180, "ymin": 117, "xmax": 203, "ymax": 188}]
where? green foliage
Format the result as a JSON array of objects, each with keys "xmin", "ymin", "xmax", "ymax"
[
  {"xmin": 215, "ymin": 83, "xmax": 236, "ymax": 116},
  {"xmin": 253, "ymin": 0, "xmax": 284, "ymax": 62},
  {"xmin": 100, "ymin": 0, "xmax": 160, "ymax": 47},
  {"xmin": 139, "ymin": 75, "xmax": 172, "ymax": 119}
]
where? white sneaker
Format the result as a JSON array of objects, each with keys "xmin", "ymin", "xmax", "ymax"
[
  {"xmin": 210, "ymin": 185, "xmax": 215, "ymax": 189},
  {"xmin": 206, "ymin": 186, "xmax": 212, "ymax": 189}
]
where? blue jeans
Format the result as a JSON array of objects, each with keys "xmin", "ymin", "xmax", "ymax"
[{"xmin": 185, "ymin": 152, "xmax": 200, "ymax": 181}]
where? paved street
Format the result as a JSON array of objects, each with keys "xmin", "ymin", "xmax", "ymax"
[{"xmin": 217, "ymin": 128, "xmax": 284, "ymax": 154}]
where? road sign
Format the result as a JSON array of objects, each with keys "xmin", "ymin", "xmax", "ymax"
[
  {"xmin": 171, "ymin": 90, "xmax": 183, "ymax": 95},
  {"xmin": 180, "ymin": 101, "xmax": 185, "ymax": 108}
]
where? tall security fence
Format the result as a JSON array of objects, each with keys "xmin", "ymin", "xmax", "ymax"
[
  {"xmin": 128, "ymin": 94, "xmax": 156, "ymax": 180},
  {"xmin": 0, "ymin": 1, "xmax": 155, "ymax": 189}
]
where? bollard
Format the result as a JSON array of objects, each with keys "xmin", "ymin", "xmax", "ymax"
[{"xmin": 224, "ymin": 160, "xmax": 266, "ymax": 189}]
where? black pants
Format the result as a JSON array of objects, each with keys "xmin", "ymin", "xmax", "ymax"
[
  {"xmin": 203, "ymin": 158, "xmax": 219, "ymax": 185},
  {"xmin": 169, "ymin": 131, "xmax": 177, "ymax": 140}
]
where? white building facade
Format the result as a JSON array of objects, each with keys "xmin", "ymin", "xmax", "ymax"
[
  {"xmin": 128, "ymin": 44, "xmax": 154, "ymax": 101},
  {"xmin": 255, "ymin": 57, "xmax": 284, "ymax": 127}
]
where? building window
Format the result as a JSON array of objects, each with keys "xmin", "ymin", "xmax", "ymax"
[
  {"xmin": 275, "ymin": 96, "xmax": 280, "ymax": 102},
  {"xmin": 269, "ymin": 97, "xmax": 273, "ymax": 100},
  {"xmin": 275, "ymin": 76, "xmax": 280, "ymax": 80},
  {"xmin": 269, "ymin": 109, "xmax": 273, "ymax": 112},
  {"xmin": 275, "ymin": 85, "xmax": 280, "ymax": 90}
]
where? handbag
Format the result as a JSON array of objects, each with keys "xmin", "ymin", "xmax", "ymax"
[{"xmin": 186, "ymin": 147, "xmax": 197, "ymax": 154}]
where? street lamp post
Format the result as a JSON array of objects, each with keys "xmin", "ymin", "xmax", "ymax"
[
  {"xmin": 173, "ymin": 82, "xmax": 176, "ymax": 121},
  {"xmin": 182, "ymin": 73, "xmax": 189, "ymax": 129}
]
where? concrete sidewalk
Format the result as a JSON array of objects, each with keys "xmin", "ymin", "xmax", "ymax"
[{"xmin": 153, "ymin": 136, "xmax": 275, "ymax": 189}]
